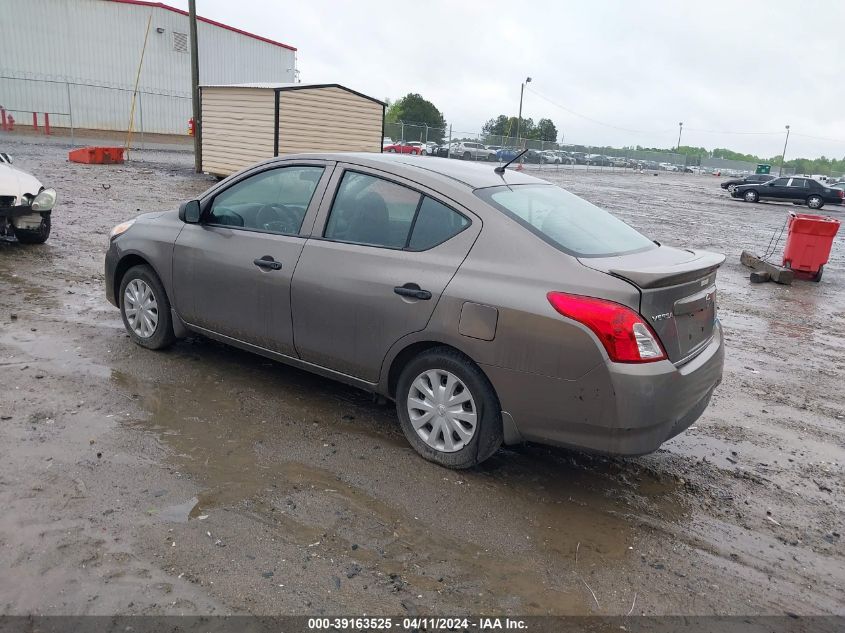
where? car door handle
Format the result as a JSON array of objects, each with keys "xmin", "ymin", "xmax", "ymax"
[
  {"xmin": 394, "ymin": 284, "xmax": 432, "ymax": 300},
  {"xmin": 253, "ymin": 256, "xmax": 282, "ymax": 271}
]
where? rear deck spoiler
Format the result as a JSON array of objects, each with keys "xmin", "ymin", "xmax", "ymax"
[{"xmin": 608, "ymin": 251, "xmax": 726, "ymax": 289}]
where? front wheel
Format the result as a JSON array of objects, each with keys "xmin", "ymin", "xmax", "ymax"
[
  {"xmin": 727, "ymin": 184, "xmax": 737, "ymax": 193},
  {"xmin": 387, "ymin": 149, "xmax": 397, "ymax": 153},
  {"xmin": 14, "ymin": 215, "xmax": 51, "ymax": 244},
  {"xmin": 396, "ymin": 347, "xmax": 502, "ymax": 469},
  {"xmin": 807, "ymin": 195, "xmax": 824, "ymax": 209},
  {"xmin": 119, "ymin": 265, "xmax": 175, "ymax": 350},
  {"xmin": 744, "ymin": 190, "xmax": 759, "ymax": 203},
  {"xmin": 463, "ymin": 152, "xmax": 471, "ymax": 160}
]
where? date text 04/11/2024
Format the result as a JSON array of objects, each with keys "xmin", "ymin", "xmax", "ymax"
[{"xmin": 306, "ymin": 617, "xmax": 528, "ymax": 630}]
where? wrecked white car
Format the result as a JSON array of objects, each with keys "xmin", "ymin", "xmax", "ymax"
[{"xmin": 0, "ymin": 153, "xmax": 56, "ymax": 243}]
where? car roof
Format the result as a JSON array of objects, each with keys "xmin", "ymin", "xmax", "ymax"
[{"xmin": 271, "ymin": 152, "xmax": 543, "ymax": 189}]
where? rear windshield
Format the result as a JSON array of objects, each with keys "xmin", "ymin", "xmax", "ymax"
[{"xmin": 475, "ymin": 184, "xmax": 656, "ymax": 257}]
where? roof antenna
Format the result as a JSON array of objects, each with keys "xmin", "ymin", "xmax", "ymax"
[{"xmin": 494, "ymin": 149, "xmax": 528, "ymax": 174}]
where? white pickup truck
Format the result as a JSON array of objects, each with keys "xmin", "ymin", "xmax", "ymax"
[{"xmin": 0, "ymin": 153, "xmax": 56, "ymax": 243}]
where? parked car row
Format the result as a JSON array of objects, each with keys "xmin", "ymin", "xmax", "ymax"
[{"xmin": 381, "ymin": 141, "xmax": 699, "ymax": 172}]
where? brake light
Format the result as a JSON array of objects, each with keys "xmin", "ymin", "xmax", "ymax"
[
  {"xmin": 546, "ymin": 292, "xmax": 667, "ymax": 363},
  {"xmin": 838, "ymin": 189, "xmax": 844, "ymax": 199}
]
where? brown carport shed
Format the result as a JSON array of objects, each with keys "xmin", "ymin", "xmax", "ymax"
[{"xmin": 200, "ymin": 82, "xmax": 385, "ymax": 176}]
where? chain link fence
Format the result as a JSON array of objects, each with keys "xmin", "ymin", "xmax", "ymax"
[{"xmin": 0, "ymin": 74, "xmax": 191, "ymax": 145}]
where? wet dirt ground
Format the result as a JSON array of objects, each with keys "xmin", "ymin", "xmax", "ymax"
[{"xmin": 0, "ymin": 137, "xmax": 843, "ymax": 616}]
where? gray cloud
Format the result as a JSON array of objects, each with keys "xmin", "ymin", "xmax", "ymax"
[{"xmin": 175, "ymin": 0, "xmax": 844, "ymax": 158}]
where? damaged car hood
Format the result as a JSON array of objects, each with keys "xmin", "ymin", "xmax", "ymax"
[{"xmin": 0, "ymin": 163, "xmax": 44, "ymax": 200}]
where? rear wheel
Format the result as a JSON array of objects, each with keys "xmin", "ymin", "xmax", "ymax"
[
  {"xmin": 807, "ymin": 195, "xmax": 824, "ymax": 209},
  {"xmin": 14, "ymin": 215, "xmax": 51, "ymax": 244},
  {"xmin": 744, "ymin": 190, "xmax": 759, "ymax": 203},
  {"xmin": 396, "ymin": 347, "xmax": 502, "ymax": 469},
  {"xmin": 812, "ymin": 265, "xmax": 824, "ymax": 282},
  {"xmin": 119, "ymin": 265, "xmax": 175, "ymax": 350},
  {"xmin": 463, "ymin": 152, "xmax": 471, "ymax": 160}
]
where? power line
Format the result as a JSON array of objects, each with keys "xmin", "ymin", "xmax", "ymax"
[
  {"xmin": 525, "ymin": 86, "xmax": 666, "ymax": 135},
  {"xmin": 525, "ymin": 86, "xmax": 845, "ymax": 145}
]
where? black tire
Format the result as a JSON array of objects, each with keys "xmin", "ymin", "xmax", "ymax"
[
  {"xmin": 743, "ymin": 190, "xmax": 759, "ymax": 203},
  {"xmin": 395, "ymin": 347, "xmax": 502, "ymax": 469},
  {"xmin": 387, "ymin": 149, "xmax": 396, "ymax": 153},
  {"xmin": 807, "ymin": 195, "xmax": 824, "ymax": 210},
  {"xmin": 118, "ymin": 264, "xmax": 175, "ymax": 350},
  {"xmin": 14, "ymin": 215, "xmax": 51, "ymax": 244},
  {"xmin": 811, "ymin": 265, "xmax": 824, "ymax": 282},
  {"xmin": 463, "ymin": 152, "xmax": 471, "ymax": 160}
]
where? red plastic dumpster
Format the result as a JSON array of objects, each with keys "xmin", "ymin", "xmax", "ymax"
[{"xmin": 782, "ymin": 212, "xmax": 840, "ymax": 282}]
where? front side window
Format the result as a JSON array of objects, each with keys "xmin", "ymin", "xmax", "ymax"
[
  {"xmin": 324, "ymin": 172, "xmax": 470, "ymax": 250},
  {"xmin": 207, "ymin": 166, "xmax": 324, "ymax": 235},
  {"xmin": 475, "ymin": 184, "xmax": 655, "ymax": 257}
]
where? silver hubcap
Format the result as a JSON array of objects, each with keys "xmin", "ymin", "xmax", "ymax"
[
  {"xmin": 745, "ymin": 192, "xmax": 756, "ymax": 201},
  {"xmin": 728, "ymin": 185, "xmax": 736, "ymax": 192},
  {"xmin": 407, "ymin": 369, "xmax": 477, "ymax": 453},
  {"xmin": 809, "ymin": 198, "xmax": 821, "ymax": 208},
  {"xmin": 123, "ymin": 278, "xmax": 158, "ymax": 339}
]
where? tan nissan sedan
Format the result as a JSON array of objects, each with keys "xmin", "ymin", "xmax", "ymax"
[{"xmin": 106, "ymin": 154, "xmax": 725, "ymax": 468}]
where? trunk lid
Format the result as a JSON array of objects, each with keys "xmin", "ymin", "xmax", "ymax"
[{"xmin": 579, "ymin": 246, "xmax": 725, "ymax": 363}]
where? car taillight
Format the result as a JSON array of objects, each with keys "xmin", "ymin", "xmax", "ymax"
[
  {"xmin": 838, "ymin": 189, "xmax": 844, "ymax": 199},
  {"xmin": 546, "ymin": 292, "xmax": 667, "ymax": 363}
]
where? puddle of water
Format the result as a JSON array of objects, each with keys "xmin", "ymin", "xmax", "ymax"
[
  {"xmin": 111, "ymin": 341, "xmax": 695, "ymax": 613},
  {"xmin": 157, "ymin": 496, "xmax": 200, "ymax": 523}
]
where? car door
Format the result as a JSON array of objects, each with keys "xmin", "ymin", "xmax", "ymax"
[
  {"xmin": 291, "ymin": 165, "xmax": 481, "ymax": 382},
  {"xmin": 787, "ymin": 177, "xmax": 807, "ymax": 202},
  {"xmin": 171, "ymin": 162, "xmax": 332, "ymax": 355},
  {"xmin": 761, "ymin": 177, "xmax": 790, "ymax": 200}
]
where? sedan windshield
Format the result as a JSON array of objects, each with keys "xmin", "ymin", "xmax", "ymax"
[{"xmin": 475, "ymin": 184, "xmax": 656, "ymax": 257}]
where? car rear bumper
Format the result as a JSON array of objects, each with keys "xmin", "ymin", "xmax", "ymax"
[{"xmin": 483, "ymin": 321, "xmax": 724, "ymax": 455}]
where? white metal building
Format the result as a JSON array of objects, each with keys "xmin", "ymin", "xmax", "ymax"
[{"xmin": 0, "ymin": 0, "xmax": 298, "ymax": 135}]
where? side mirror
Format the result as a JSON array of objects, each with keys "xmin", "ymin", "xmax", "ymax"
[{"xmin": 179, "ymin": 200, "xmax": 201, "ymax": 223}]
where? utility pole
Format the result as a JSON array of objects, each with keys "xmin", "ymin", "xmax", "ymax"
[
  {"xmin": 516, "ymin": 76, "xmax": 531, "ymax": 148},
  {"xmin": 189, "ymin": 0, "xmax": 201, "ymax": 173},
  {"xmin": 676, "ymin": 121, "xmax": 683, "ymax": 150},
  {"xmin": 779, "ymin": 125, "xmax": 790, "ymax": 176}
]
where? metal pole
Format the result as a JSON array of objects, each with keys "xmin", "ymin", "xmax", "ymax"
[
  {"xmin": 139, "ymin": 90, "xmax": 145, "ymax": 151},
  {"xmin": 677, "ymin": 121, "xmax": 683, "ymax": 150},
  {"xmin": 189, "ymin": 0, "xmax": 202, "ymax": 173},
  {"xmin": 447, "ymin": 124, "xmax": 452, "ymax": 158},
  {"xmin": 779, "ymin": 125, "xmax": 790, "ymax": 177},
  {"xmin": 516, "ymin": 83, "xmax": 524, "ymax": 148},
  {"xmin": 66, "ymin": 82, "xmax": 74, "ymax": 147}
]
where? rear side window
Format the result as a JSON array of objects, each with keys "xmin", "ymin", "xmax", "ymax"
[
  {"xmin": 324, "ymin": 172, "xmax": 470, "ymax": 250},
  {"xmin": 475, "ymin": 184, "xmax": 655, "ymax": 257},
  {"xmin": 789, "ymin": 178, "xmax": 807, "ymax": 188},
  {"xmin": 408, "ymin": 197, "xmax": 469, "ymax": 250},
  {"xmin": 770, "ymin": 178, "xmax": 789, "ymax": 186}
]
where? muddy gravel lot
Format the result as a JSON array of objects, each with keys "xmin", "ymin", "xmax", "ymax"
[{"xmin": 0, "ymin": 137, "xmax": 843, "ymax": 617}]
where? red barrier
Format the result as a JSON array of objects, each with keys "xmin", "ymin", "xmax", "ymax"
[
  {"xmin": 44, "ymin": 113, "xmax": 50, "ymax": 136},
  {"xmin": 32, "ymin": 112, "xmax": 38, "ymax": 132},
  {"xmin": 0, "ymin": 108, "xmax": 6, "ymax": 132}
]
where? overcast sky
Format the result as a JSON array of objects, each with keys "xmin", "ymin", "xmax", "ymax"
[{"xmin": 173, "ymin": 0, "xmax": 844, "ymax": 159}]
